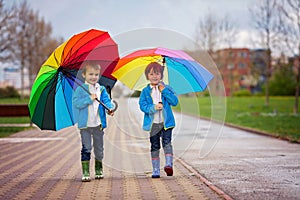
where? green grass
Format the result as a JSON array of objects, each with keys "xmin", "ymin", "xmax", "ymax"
[
  {"xmin": 0, "ymin": 98, "xmax": 29, "ymax": 104},
  {"xmin": 0, "ymin": 127, "xmax": 32, "ymax": 138},
  {"xmin": 175, "ymin": 96, "xmax": 300, "ymax": 142},
  {"xmin": 0, "ymin": 117, "xmax": 31, "ymax": 124},
  {"xmin": 0, "ymin": 98, "xmax": 31, "ymax": 137}
]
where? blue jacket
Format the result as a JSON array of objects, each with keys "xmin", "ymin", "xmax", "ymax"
[
  {"xmin": 73, "ymin": 84, "xmax": 114, "ymax": 129},
  {"xmin": 139, "ymin": 84, "xmax": 178, "ymax": 131}
]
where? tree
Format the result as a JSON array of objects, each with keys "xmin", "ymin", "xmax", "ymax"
[
  {"xmin": 195, "ymin": 12, "xmax": 218, "ymax": 54},
  {"xmin": 249, "ymin": 0, "xmax": 281, "ymax": 106},
  {"xmin": 219, "ymin": 15, "xmax": 238, "ymax": 49},
  {"xmin": 194, "ymin": 13, "xmax": 238, "ymax": 96},
  {"xmin": 278, "ymin": 0, "xmax": 300, "ymax": 113},
  {"xmin": 195, "ymin": 13, "xmax": 237, "ymax": 54},
  {"xmin": 219, "ymin": 15, "xmax": 238, "ymax": 97},
  {"xmin": 269, "ymin": 65, "xmax": 296, "ymax": 96},
  {"xmin": 0, "ymin": 0, "xmax": 15, "ymax": 62},
  {"xmin": 6, "ymin": 0, "xmax": 62, "ymax": 97}
]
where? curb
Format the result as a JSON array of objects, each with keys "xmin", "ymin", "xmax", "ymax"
[
  {"xmin": 177, "ymin": 157, "xmax": 233, "ymax": 200},
  {"xmin": 0, "ymin": 123, "xmax": 32, "ymax": 127},
  {"xmin": 223, "ymin": 122, "xmax": 300, "ymax": 144}
]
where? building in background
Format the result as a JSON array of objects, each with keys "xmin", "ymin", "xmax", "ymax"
[
  {"xmin": 0, "ymin": 63, "xmax": 30, "ymax": 92},
  {"xmin": 213, "ymin": 48, "xmax": 252, "ymax": 96},
  {"xmin": 210, "ymin": 48, "xmax": 271, "ymax": 96}
]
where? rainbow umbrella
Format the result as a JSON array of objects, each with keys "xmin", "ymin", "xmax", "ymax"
[
  {"xmin": 112, "ymin": 47, "xmax": 214, "ymax": 94},
  {"xmin": 28, "ymin": 29, "xmax": 119, "ymax": 130}
]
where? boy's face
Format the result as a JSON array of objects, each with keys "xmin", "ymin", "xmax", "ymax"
[
  {"xmin": 82, "ymin": 66, "xmax": 100, "ymax": 85},
  {"xmin": 147, "ymin": 68, "xmax": 162, "ymax": 85}
]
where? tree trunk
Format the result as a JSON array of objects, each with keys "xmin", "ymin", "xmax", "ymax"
[
  {"xmin": 294, "ymin": 54, "xmax": 300, "ymax": 114},
  {"xmin": 20, "ymin": 39, "xmax": 25, "ymax": 99},
  {"xmin": 265, "ymin": 49, "xmax": 271, "ymax": 106}
]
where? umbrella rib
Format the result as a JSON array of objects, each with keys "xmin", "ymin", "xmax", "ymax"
[
  {"xmin": 60, "ymin": 73, "xmax": 76, "ymax": 125},
  {"xmin": 63, "ymin": 32, "xmax": 115, "ymax": 67},
  {"xmin": 122, "ymin": 56, "xmax": 162, "ymax": 89},
  {"xmin": 62, "ymin": 45, "xmax": 118, "ymax": 69},
  {"xmin": 64, "ymin": 46, "xmax": 118, "ymax": 69},
  {"xmin": 62, "ymin": 30, "xmax": 92, "ymax": 66},
  {"xmin": 166, "ymin": 56, "xmax": 206, "ymax": 91}
]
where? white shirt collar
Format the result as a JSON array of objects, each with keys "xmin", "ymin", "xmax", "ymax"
[
  {"xmin": 85, "ymin": 81, "xmax": 100, "ymax": 89},
  {"xmin": 150, "ymin": 84, "xmax": 158, "ymax": 89}
]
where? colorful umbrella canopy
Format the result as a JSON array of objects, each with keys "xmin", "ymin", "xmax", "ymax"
[
  {"xmin": 112, "ymin": 47, "xmax": 214, "ymax": 94},
  {"xmin": 28, "ymin": 29, "xmax": 119, "ymax": 130}
]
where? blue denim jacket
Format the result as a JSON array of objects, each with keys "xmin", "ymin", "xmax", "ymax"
[
  {"xmin": 139, "ymin": 84, "xmax": 178, "ymax": 131},
  {"xmin": 73, "ymin": 84, "xmax": 114, "ymax": 129}
]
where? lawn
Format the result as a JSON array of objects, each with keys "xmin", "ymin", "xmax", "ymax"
[
  {"xmin": 174, "ymin": 96, "xmax": 300, "ymax": 142},
  {"xmin": 0, "ymin": 98, "xmax": 31, "ymax": 137}
]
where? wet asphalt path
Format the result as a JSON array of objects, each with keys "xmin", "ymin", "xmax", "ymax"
[{"xmin": 126, "ymin": 97, "xmax": 300, "ymax": 200}]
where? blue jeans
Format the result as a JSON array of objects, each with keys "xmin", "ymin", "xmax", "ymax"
[
  {"xmin": 80, "ymin": 126, "xmax": 104, "ymax": 161},
  {"xmin": 150, "ymin": 123, "xmax": 173, "ymax": 158}
]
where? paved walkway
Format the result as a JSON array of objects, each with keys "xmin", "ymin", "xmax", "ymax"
[
  {"xmin": 0, "ymin": 98, "xmax": 222, "ymax": 200},
  {"xmin": 1, "ymin": 97, "xmax": 299, "ymax": 200}
]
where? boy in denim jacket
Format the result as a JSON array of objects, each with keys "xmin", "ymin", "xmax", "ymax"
[
  {"xmin": 73, "ymin": 61, "xmax": 115, "ymax": 182},
  {"xmin": 139, "ymin": 62, "xmax": 178, "ymax": 178}
]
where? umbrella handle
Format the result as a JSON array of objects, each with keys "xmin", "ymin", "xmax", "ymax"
[
  {"xmin": 95, "ymin": 98, "xmax": 118, "ymax": 112},
  {"xmin": 111, "ymin": 100, "xmax": 118, "ymax": 112}
]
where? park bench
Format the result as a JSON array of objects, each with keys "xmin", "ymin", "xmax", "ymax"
[
  {"xmin": 0, "ymin": 104, "xmax": 29, "ymax": 117},
  {"xmin": 0, "ymin": 104, "xmax": 32, "ymax": 127}
]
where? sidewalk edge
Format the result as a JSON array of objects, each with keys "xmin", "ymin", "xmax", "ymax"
[{"xmin": 177, "ymin": 157, "xmax": 233, "ymax": 200}]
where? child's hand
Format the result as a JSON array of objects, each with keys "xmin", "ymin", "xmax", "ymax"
[
  {"xmin": 155, "ymin": 103, "xmax": 163, "ymax": 110},
  {"xmin": 107, "ymin": 110, "xmax": 114, "ymax": 116},
  {"xmin": 158, "ymin": 82, "xmax": 165, "ymax": 92},
  {"xmin": 90, "ymin": 94, "xmax": 97, "ymax": 100}
]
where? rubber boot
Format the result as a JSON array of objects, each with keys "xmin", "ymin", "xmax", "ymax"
[
  {"xmin": 151, "ymin": 158, "xmax": 160, "ymax": 178},
  {"xmin": 164, "ymin": 155, "xmax": 173, "ymax": 176},
  {"xmin": 95, "ymin": 160, "xmax": 104, "ymax": 179},
  {"xmin": 81, "ymin": 161, "xmax": 91, "ymax": 182}
]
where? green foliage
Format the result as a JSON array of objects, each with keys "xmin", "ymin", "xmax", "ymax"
[
  {"xmin": 233, "ymin": 89, "xmax": 252, "ymax": 97},
  {"xmin": 0, "ymin": 97, "xmax": 29, "ymax": 104},
  {"xmin": 130, "ymin": 90, "xmax": 141, "ymax": 97},
  {"xmin": 0, "ymin": 127, "xmax": 31, "ymax": 138},
  {"xmin": 253, "ymin": 92, "xmax": 264, "ymax": 97},
  {"xmin": 203, "ymin": 90, "xmax": 210, "ymax": 96},
  {"xmin": 269, "ymin": 67, "xmax": 296, "ymax": 96},
  {"xmin": 0, "ymin": 86, "xmax": 20, "ymax": 98}
]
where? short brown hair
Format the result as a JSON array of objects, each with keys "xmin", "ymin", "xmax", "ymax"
[
  {"xmin": 82, "ymin": 61, "xmax": 101, "ymax": 75},
  {"xmin": 144, "ymin": 62, "xmax": 164, "ymax": 80}
]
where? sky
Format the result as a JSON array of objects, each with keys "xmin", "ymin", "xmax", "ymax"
[{"xmin": 6, "ymin": 0, "xmax": 256, "ymax": 54}]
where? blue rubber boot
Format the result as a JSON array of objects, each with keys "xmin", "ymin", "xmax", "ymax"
[
  {"xmin": 164, "ymin": 155, "xmax": 173, "ymax": 176},
  {"xmin": 151, "ymin": 159, "xmax": 160, "ymax": 178}
]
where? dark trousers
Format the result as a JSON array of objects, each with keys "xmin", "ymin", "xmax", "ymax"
[
  {"xmin": 150, "ymin": 123, "xmax": 173, "ymax": 158},
  {"xmin": 80, "ymin": 125, "xmax": 104, "ymax": 161}
]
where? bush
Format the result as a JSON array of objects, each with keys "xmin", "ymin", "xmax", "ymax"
[
  {"xmin": 253, "ymin": 92, "xmax": 264, "ymax": 97},
  {"xmin": 0, "ymin": 86, "xmax": 20, "ymax": 98},
  {"xmin": 233, "ymin": 89, "xmax": 252, "ymax": 97},
  {"xmin": 269, "ymin": 67, "xmax": 296, "ymax": 96},
  {"xmin": 129, "ymin": 90, "xmax": 141, "ymax": 97}
]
